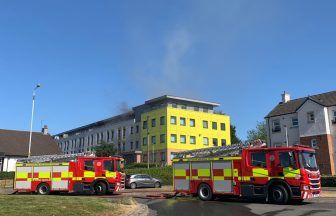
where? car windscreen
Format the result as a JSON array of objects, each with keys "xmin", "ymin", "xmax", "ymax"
[{"xmin": 299, "ymin": 151, "xmax": 318, "ymax": 171}]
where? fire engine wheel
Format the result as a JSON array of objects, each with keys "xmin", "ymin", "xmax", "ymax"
[
  {"xmin": 130, "ymin": 183, "xmax": 137, "ymax": 189},
  {"xmin": 93, "ymin": 182, "xmax": 107, "ymax": 195},
  {"xmin": 269, "ymin": 185, "xmax": 289, "ymax": 204},
  {"xmin": 37, "ymin": 183, "xmax": 50, "ymax": 195},
  {"xmin": 198, "ymin": 183, "xmax": 213, "ymax": 201}
]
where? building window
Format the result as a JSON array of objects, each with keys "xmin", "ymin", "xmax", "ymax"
[
  {"xmin": 213, "ymin": 138, "xmax": 218, "ymax": 146},
  {"xmin": 160, "ymin": 116, "xmax": 165, "ymax": 125},
  {"xmin": 107, "ymin": 131, "xmax": 110, "ymax": 141},
  {"xmin": 194, "ymin": 106, "xmax": 199, "ymax": 111},
  {"xmin": 171, "ymin": 116, "xmax": 177, "ymax": 125},
  {"xmin": 190, "ymin": 119, "xmax": 195, "ymax": 127},
  {"xmin": 220, "ymin": 123, "xmax": 226, "ymax": 131},
  {"xmin": 143, "ymin": 137, "xmax": 148, "ymax": 145},
  {"xmin": 311, "ymin": 139, "xmax": 317, "ymax": 148},
  {"xmin": 180, "ymin": 117, "xmax": 186, "ymax": 126},
  {"xmin": 332, "ymin": 111, "xmax": 336, "ymax": 124},
  {"xmin": 130, "ymin": 142, "xmax": 133, "ymax": 150},
  {"xmin": 136, "ymin": 125, "xmax": 139, "ymax": 133},
  {"xmin": 171, "ymin": 134, "xmax": 177, "ymax": 143},
  {"xmin": 122, "ymin": 142, "xmax": 125, "ymax": 151},
  {"xmin": 291, "ymin": 117, "xmax": 298, "ymax": 127},
  {"xmin": 203, "ymin": 120, "xmax": 208, "ymax": 129},
  {"xmin": 160, "ymin": 152, "xmax": 166, "ymax": 161},
  {"xmin": 131, "ymin": 126, "xmax": 134, "ymax": 134},
  {"xmin": 118, "ymin": 129, "xmax": 121, "ymax": 139},
  {"xmin": 143, "ymin": 120, "xmax": 148, "ymax": 129},
  {"xmin": 151, "ymin": 136, "xmax": 156, "ymax": 144},
  {"xmin": 212, "ymin": 122, "xmax": 217, "ymax": 130},
  {"xmin": 221, "ymin": 139, "xmax": 226, "ymax": 146},
  {"xmin": 160, "ymin": 134, "xmax": 165, "ymax": 143},
  {"xmin": 136, "ymin": 141, "xmax": 139, "ymax": 149},
  {"xmin": 203, "ymin": 137, "xmax": 209, "ymax": 145},
  {"xmin": 151, "ymin": 118, "xmax": 156, "ymax": 127},
  {"xmin": 181, "ymin": 104, "xmax": 187, "ymax": 109},
  {"xmin": 122, "ymin": 127, "xmax": 126, "ymax": 138},
  {"xmin": 203, "ymin": 107, "xmax": 208, "ymax": 113},
  {"xmin": 111, "ymin": 130, "xmax": 114, "ymax": 139},
  {"xmin": 172, "ymin": 103, "xmax": 178, "ymax": 108},
  {"xmin": 307, "ymin": 111, "xmax": 315, "ymax": 123},
  {"xmin": 272, "ymin": 119, "xmax": 281, "ymax": 132},
  {"xmin": 180, "ymin": 135, "xmax": 186, "ymax": 144},
  {"xmin": 190, "ymin": 136, "xmax": 196, "ymax": 144}
]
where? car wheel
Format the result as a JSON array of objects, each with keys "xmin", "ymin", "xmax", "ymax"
[
  {"xmin": 94, "ymin": 182, "xmax": 107, "ymax": 195},
  {"xmin": 37, "ymin": 183, "xmax": 50, "ymax": 195},
  {"xmin": 154, "ymin": 182, "xmax": 161, "ymax": 188},
  {"xmin": 198, "ymin": 183, "xmax": 213, "ymax": 201},
  {"xmin": 269, "ymin": 185, "xmax": 289, "ymax": 204},
  {"xmin": 130, "ymin": 182, "xmax": 137, "ymax": 189}
]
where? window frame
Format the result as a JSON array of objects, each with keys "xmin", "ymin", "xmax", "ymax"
[
  {"xmin": 203, "ymin": 137, "xmax": 209, "ymax": 145},
  {"xmin": 190, "ymin": 119, "xmax": 195, "ymax": 127},
  {"xmin": 180, "ymin": 117, "xmax": 186, "ymax": 126},
  {"xmin": 180, "ymin": 135, "xmax": 186, "ymax": 144},
  {"xmin": 307, "ymin": 111, "xmax": 315, "ymax": 123},
  {"xmin": 250, "ymin": 152, "xmax": 267, "ymax": 168},
  {"xmin": 160, "ymin": 116, "xmax": 165, "ymax": 125},
  {"xmin": 203, "ymin": 120, "xmax": 208, "ymax": 129},
  {"xmin": 151, "ymin": 135, "xmax": 156, "ymax": 145},
  {"xmin": 171, "ymin": 134, "xmax": 177, "ymax": 143},
  {"xmin": 272, "ymin": 119, "xmax": 281, "ymax": 132},
  {"xmin": 190, "ymin": 136, "xmax": 196, "ymax": 144},
  {"xmin": 292, "ymin": 117, "xmax": 299, "ymax": 127},
  {"xmin": 151, "ymin": 118, "xmax": 156, "ymax": 127},
  {"xmin": 170, "ymin": 116, "xmax": 177, "ymax": 125},
  {"xmin": 84, "ymin": 160, "xmax": 94, "ymax": 171},
  {"xmin": 212, "ymin": 122, "xmax": 217, "ymax": 130},
  {"xmin": 103, "ymin": 160, "xmax": 115, "ymax": 172}
]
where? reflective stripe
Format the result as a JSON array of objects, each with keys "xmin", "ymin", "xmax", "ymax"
[
  {"xmin": 283, "ymin": 167, "xmax": 300, "ymax": 178},
  {"xmin": 105, "ymin": 171, "xmax": 117, "ymax": 178},
  {"xmin": 174, "ymin": 169, "xmax": 186, "ymax": 177},
  {"xmin": 198, "ymin": 169, "xmax": 210, "ymax": 177},
  {"xmin": 84, "ymin": 171, "xmax": 95, "ymax": 178},
  {"xmin": 252, "ymin": 168, "xmax": 268, "ymax": 177}
]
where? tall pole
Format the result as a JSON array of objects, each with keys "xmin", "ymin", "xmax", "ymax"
[
  {"xmin": 28, "ymin": 84, "xmax": 41, "ymax": 158},
  {"xmin": 284, "ymin": 125, "xmax": 289, "ymax": 147}
]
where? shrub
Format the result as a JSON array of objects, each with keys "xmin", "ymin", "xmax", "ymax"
[
  {"xmin": 0, "ymin": 172, "xmax": 15, "ymax": 180},
  {"xmin": 125, "ymin": 166, "xmax": 173, "ymax": 185},
  {"xmin": 321, "ymin": 176, "xmax": 336, "ymax": 187}
]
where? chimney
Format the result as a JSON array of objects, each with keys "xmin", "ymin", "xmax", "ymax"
[
  {"xmin": 281, "ymin": 91, "xmax": 290, "ymax": 103},
  {"xmin": 42, "ymin": 125, "xmax": 48, "ymax": 135}
]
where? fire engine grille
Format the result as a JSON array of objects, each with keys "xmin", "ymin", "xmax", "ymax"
[{"xmin": 309, "ymin": 178, "xmax": 320, "ymax": 190}]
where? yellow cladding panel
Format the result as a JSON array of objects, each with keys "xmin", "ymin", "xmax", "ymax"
[
  {"xmin": 283, "ymin": 167, "xmax": 300, "ymax": 178},
  {"xmin": 224, "ymin": 169, "xmax": 232, "ymax": 176},
  {"xmin": 140, "ymin": 106, "xmax": 231, "ymax": 153},
  {"xmin": 166, "ymin": 107, "xmax": 230, "ymax": 150},
  {"xmin": 141, "ymin": 108, "xmax": 167, "ymax": 151},
  {"xmin": 214, "ymin": 176, "xmax": 225, "ymax": 181}
]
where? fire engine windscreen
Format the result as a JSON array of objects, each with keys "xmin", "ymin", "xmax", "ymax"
[{"xmin": 299, "ymin": 151, "xmax": 318, "ymax": 171}]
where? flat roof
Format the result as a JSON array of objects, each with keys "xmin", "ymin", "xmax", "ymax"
[{"xmin": 145, "ymin": 95, "xmax": 220, "ymax": 107}]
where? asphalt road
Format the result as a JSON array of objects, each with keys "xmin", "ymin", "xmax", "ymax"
[{"xmin": 139, "ymin": 197, "xmax": 336, "ymax": 216}]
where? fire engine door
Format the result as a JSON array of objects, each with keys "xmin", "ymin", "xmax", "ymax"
[{"xmin": 212, "ymin": 161, "xmax": 233, "ymax": 193}]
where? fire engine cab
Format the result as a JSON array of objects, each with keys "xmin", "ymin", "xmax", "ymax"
[
  {"xmin": 172, "ymin": 144, "xmax": 321, "ymax": 204},
  {"xmin": 14, "ymin": 154, "xmax": 125, "ymax": 195}
]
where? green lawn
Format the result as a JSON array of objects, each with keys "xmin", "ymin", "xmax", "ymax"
[{"xmin": 0, "ymin": 195, "xmax": 136, "ymax": 216}]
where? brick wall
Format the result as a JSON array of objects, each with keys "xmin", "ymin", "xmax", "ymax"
[{"xmin": 300, "ymin": 134, "xmax": 335, "ymax": 175}]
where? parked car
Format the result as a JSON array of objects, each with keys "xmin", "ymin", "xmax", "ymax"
[{"xmin": 126, "ymin": 174, "xmax": 162, "ymax": 189}]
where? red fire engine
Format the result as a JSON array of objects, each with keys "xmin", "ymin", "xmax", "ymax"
[
  {"xmin": 14, "ymin": 154, "xmax": 125, "ymax": 195},
  {"xmin": 172, "ymin": 144, "xmax": 321, "ymax": 204}
]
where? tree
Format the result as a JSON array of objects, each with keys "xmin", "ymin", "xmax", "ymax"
[
  {"xmin": 230, "ymin": 124, "xmax": 242, "ymax": 144},
  {"xmin": 247, "ymin": 121, "xmax": 267, "ymax": 142},
  {"xmin": 93, "ymin": 141, "xmax": 117, "ymax": 157}
]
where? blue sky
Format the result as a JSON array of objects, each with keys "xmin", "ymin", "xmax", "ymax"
[{"xmin": 0, "ymin": 0, "xmax": 335, "ymax": 140}]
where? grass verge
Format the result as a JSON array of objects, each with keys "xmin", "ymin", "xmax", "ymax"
[{"xmin": 0, "ymin": 195, "xmax": 136, "ymax": 216}]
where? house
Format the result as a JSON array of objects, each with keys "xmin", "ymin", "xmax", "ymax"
[
  {"xmin": 265, "ymin": 91, "xmax": 336, "ymax": 175},
  {"xmin": 0, "ymin": 126, "xmax": 62, "ymax": 172}
]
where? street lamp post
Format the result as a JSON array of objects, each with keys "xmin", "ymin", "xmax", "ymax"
[{"xmin": 28, "ymin": 84, "xmax": 41, "ymax": 158}]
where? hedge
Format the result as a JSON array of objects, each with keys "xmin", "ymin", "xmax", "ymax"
[
  {"xmin": 321, "ymin": 176, "xmax": 336, "ymax": 187},
  {"xmin": 125, "ymin": 166, "xmax": 173, "ymax": 185},
  {"xmin": 0, "ymin": 172, "xmax": 15, "ymax": 180}
]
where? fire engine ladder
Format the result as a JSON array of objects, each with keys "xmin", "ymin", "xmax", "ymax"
[
  {"xmin": 172, "ymin": 144, "xmax": 243, "ymax": 159},
  {"xmin": 17, "ymin": 152, "xmax": 93, "ymax": 163}
]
